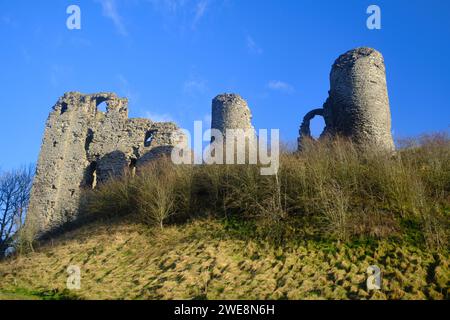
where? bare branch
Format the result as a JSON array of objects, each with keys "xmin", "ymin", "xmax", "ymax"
[{"xmin": 0, "ymin": 165, "xmax": 34, "ymax": 255}]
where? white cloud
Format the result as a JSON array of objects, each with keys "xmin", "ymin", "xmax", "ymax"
[
  {"xmin": 97, "ymin": 0, "xmax": 128, "ymax": 36},
  {"xmin": 193, "ymin": 0, "xmax": 209, "ymax": 27},
  {"xmin": 147, "ymin": 0, "xmax": 211, "ymax": 29},
  {"xmin": 116, "ymin": 74, "xmax": 140, "ymax": 103},
  {"xmin": 147, "ymin": 0, "xmax": 185, "ymax": 13},
  {"xmin": 144, "ymin": 111, "xmax": 175, "ymax": 123},
  {"xmin": 183, "ymin": 78, "xmax": 207, "ymax": 95},
  {"xmin": 246, "ymin": 35, "xmax": 263, "ymax": 55},
  {"xmin": 267, "ymin": 80, "xmax": 294, "ymax": 93}
]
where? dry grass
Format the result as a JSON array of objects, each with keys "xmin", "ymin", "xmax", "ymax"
[
  {"xmin": 2, "ymin": 134, "xmax": 447, "ymax": 300},
  {"xmin": 0, "ymin": 219, "xmax": 448, "ymax": 300},
  {"xmin": 80, "ymin": 133, "xmax": 449, "ymax": 248}
]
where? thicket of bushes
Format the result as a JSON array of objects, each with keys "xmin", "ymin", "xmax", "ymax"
[{"xmin": 81, "ymin": 133, "xmax": 449, "ymax": 249}]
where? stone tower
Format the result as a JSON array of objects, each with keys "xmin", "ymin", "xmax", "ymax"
[
  {"xmin": 26, "ymin": 92, "xmax": 187, "ymax": 236},
  {"xmin": 211, "ymin": 94, "xmax": 255, "ymax": 134},
  {"xmin": 210, "ymin": 94, "xmax": 256, "ymax": 163},
  {"xmin": 299, "ymin": 47, "xmax": 395, "ymax": 151}
]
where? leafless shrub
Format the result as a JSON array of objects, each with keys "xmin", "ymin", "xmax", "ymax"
[
  {"xmin": 135, "ymin": 158, "xmax": 192, "ymax": 229},
  {"xmin": 0, "ymin": 165, "xmax": 33, "ymax": 256}
]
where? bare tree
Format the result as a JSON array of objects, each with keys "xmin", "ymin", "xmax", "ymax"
[{"xmin": 0, "ymin": 165, "xmax": 33, "ymax": 256}]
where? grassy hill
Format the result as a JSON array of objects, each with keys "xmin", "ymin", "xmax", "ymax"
[
  {"xmin": 0, "ymin": 217, "xmax": 448, "ymax": 300},
  {"xmin": 1, "ymin": 135, "xmax": 448, "ymax": 300}
]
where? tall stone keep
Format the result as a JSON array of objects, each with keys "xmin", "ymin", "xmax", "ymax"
[
  {"xmin": 299, "ymin": 47, "xmax": 395, "ymax": 151},
  {"xmin": 210, "ymin": 94, "xmax": 256, "ymax": 163},
  {"xmin": 26, "ymin": 92, "xmax": 187, "ymax": 236}
]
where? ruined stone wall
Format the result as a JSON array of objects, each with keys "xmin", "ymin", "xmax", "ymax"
[
  {"xmin": 26, "ymin": 92, "xmax": 186, "ymax": 235},
  {"xmin": 299, "ymin": 47, "xmax": 395, "ymax": 151}
]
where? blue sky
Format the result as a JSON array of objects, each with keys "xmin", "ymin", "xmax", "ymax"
[{"xmin": 0, "ymin": 0, "xmax": 449, "ymax": 170}]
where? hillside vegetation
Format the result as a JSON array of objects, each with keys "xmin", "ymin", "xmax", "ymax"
[
  {"xmin": 81, "ymin": 134, "xmax": 450, "ymax": 248},
  {"xmin": 0, "ymin": 134, "xmax": 449, "ymax": 300},
  {"xmin": 0, "ymin": 218, "xmax": 448, "ymax": 300}
]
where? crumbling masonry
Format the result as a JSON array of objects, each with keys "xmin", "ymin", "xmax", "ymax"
[
  {"xmin": 27, "ymin": 47, "xmax": 395, "ymax": 236},
  {"xmin": 210, "ymin": 94, "xmax": 257, "ymax": 162},
  {"xmin": 299, "ymin": 47, "xmax": 395, "ymax": 151},
  {"xmin": 211, "ymin": 94, "xmax": 255, "ymax": 135},
  {"xmin": 26, "ymin": 92, "xmax": 187, "ymax": 235}
]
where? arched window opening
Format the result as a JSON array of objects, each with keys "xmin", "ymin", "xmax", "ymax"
[
  {"xmin": 97, "ymin": 101, "xmax": 108, "ymax": 113},
  {"xmin": 310, "ymin": 115, "xmax": 326, "ymax": 139}
]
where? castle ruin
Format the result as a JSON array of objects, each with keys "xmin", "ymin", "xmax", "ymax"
[
  {"xmin": 26, "ymin": 47, "xmax": 395, "ymax": 236},
  {"xmin": 299, "ymin": 47, "xmax": 395, "ymax": 151},
  {"xmin": 26, "ymin": 92, "xmax": 187, "ymax": 235}
]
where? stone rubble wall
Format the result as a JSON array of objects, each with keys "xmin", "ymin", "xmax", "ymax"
[{"xmin": 26, "ymin": 92, "xmax": 186, "ymax": 235}]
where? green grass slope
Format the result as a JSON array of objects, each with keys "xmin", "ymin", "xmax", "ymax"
[{"xmin": 0, "ymin": 218, "xmax": 448, "ymax": 300}]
